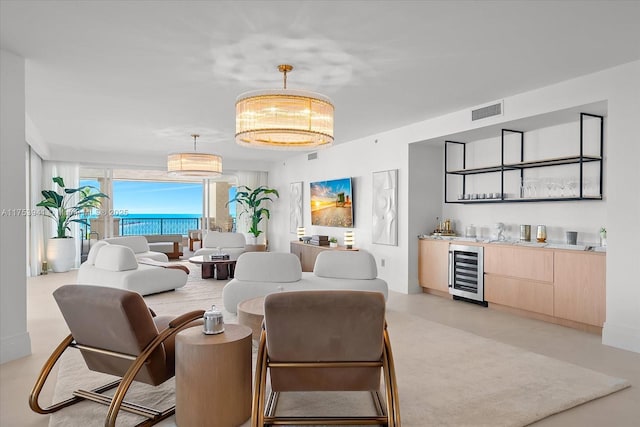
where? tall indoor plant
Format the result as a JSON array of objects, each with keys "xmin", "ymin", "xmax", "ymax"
[
  {"xmin": 38, "ymin": 176, "xmax": 108, "ymax": 272},
  {"xmin": 227, "ymin": 185, "xmax": 279, "ymax": 244}
]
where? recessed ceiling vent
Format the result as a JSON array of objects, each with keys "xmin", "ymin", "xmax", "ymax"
[
  {"xmin": 307, "ymin": 152, "xmax": 318, "ymax": 160},
  {"xmin": 471, "ymin": 100, "xmax": 503, "ymax": 121}
]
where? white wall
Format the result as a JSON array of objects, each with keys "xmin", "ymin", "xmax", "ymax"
[
  {"xmin": 602, "ymin": 64, "xmax": 640, "ymax": 353},
  {"xmin": 268, "ymin": 133, "xmax": 442, "ymax": 294},
  {"xmin": 0, "ymin": 49, "xmax": 31, "ymax": 363},
  {"xmin": 408, "ymin": 143, "xmax": 444, "ymax": 292},
  {"xmin": 268, "ymin": 60, "xmax": 639, "ymax": 353}
]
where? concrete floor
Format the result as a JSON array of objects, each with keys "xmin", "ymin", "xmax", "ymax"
[{"xmin": 2, "ymin": 269, "xmax": 639, "ymax": 426}]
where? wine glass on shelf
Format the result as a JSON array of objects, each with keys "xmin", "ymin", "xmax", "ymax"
[
  {"xmin": 582, "ymin": 178, "xmax": 594, "ymax": 197},
  {"xmin": 557, "ymin": 178, "xmax": 566, "ymax": 198},
  {"xmin": 567, "ymin": 178, "xmax": 578, "ymax": 197},
  {"xmin": 520, "ymin": 178, "xmax": 533, "ymax": 198},
  {"xmin": 544, "ymin": 178, "xmax": 556, "ymax": 198}
]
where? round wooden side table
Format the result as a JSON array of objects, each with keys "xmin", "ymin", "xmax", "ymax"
[
  {"xmin": 237, "ymin": 296, "xmax": 266, "ymax": 341},
  {"xmin": 175, "ymin": 324, "xmax": 252, "ymax": 426}
]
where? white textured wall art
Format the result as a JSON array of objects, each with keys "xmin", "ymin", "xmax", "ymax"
[
  {"xmin": 290, "ymin": 181, "xmax": 303, "ymax": 233},
  {"xmin": 372, "ymin": 169, "xmax": 398, "ymax": 245}
]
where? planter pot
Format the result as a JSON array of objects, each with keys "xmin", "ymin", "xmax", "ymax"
[
  {"xmin": 329, "ymin": 242, "xmax": 338, "ymax": 248},
  {"xmin": 46, "ymin": 237, "xmax": 76, "ymax": 273}
]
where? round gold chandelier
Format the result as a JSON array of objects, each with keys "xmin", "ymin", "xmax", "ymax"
[
  {"xmin": 235, "ymin": 64, "xmax": 334, "ymax": 150},
  {"xmin": 167, "ymin": 134, "xmax": 223, "ymax": 177}
]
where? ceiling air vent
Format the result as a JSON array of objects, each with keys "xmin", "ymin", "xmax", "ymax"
[
  {"xmin": 471, "ymin": 100, "xmax": 503, "ymax": 121},
  {"xmin": 307, "ymin": 152, "xmax": 318, "ymax": 160}
]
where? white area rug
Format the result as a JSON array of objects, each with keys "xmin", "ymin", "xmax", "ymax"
[{"xmin": 50, "ymin": 268, "xmax": 630, "ymax": 426}]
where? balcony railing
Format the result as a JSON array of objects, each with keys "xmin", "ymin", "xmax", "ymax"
[
  {"xmin": 118, "ymin": 217, "xmax": 200, "ymax": 236},
  {"xmin": 81, "ymin": 216, "xmax": 236, "ymax": 240}
]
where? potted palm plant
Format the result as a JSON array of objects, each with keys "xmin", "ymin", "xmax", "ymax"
[
  {"xmin": 38, "ymin": 176, "xmax": 108, "ymax": 272},
  {"xmin": 227, "ymin": 185, "xmax": 279, "ymax": 246}
]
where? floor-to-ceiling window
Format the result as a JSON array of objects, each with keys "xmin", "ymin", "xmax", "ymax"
[{"xmin": 80, "ymin": 178, "xmax": 202, "ymax": 237}]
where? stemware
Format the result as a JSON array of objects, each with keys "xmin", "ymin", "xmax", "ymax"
[
  {"xmin": 544, "ymin": 178, "xmax": 556, "ymax": 198},
  {"xmin": 557, "ymin": 178, "xmax": 566, "ymax": 198},
  {"xmin": 567, "ymin": 179, "xmax": 579, "ymax": 197}
]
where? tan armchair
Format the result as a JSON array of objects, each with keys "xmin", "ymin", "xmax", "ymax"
[
  {"xmin": 252, "ymin": 290, "xmax": 401, "ymax": 426},
  {"xmin": 29, "ymin": 284, "xmax": 204, "ymax": 427}
]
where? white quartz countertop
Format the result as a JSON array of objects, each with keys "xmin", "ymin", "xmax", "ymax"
[{"xmin": 418, "ymin": 235, "xmax": 606, "ymax": 252}]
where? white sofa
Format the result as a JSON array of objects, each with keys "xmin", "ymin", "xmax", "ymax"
[
  {"xmin": 77, "ymin": 241, "xmax": 188, "ymax": 295},
  {"xmin": 194, "ymin": 231, "xmax": 246, "ymax": 259},
  {"xmin": 103, "ymin": 236, "xmax": 168, "ymax": 262},
  {"xmin": 222, "ymin": 250, "xmax": 388, "ymax": 313}
]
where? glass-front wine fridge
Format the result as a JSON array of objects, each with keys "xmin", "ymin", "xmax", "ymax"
[{"xmin": 448, "ymin": 244, "xmax": 486, "ymax": 306}]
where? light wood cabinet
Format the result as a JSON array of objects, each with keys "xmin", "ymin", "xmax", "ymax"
[
  {"xmin": 554, "ymin": 251, "xmax": 606, "ymax": 327},
  {"xmin": 484, "ymin": 245, "xmax": 553, "ymax": 282},
  {"xmin": 484, "ymin": 274, "xmax": 554, "ymax": 316},
  {"xmin": 418, "ymin": 239, "xmax": 450, "ymax": 293},
  {"xmin": 290, "ymin": 241, "xmax": 356, "ymax": 272},
  {"xmin": 418, "ymin": 239, "xmax": 606, "ymax": 332}
]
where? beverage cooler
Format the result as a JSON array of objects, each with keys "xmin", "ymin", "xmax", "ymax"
[{"xmin": 448, "ymin": 244, "xmax": 487, "ymax": 306}]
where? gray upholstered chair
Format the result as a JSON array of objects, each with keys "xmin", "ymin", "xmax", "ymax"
[
  {"xmin": 252, "ymin": 290, "xmax": 401, "ymax": 426},
  {"xmin": 29, "ymin": 285, "xmax": 204, "ymax": 427}
]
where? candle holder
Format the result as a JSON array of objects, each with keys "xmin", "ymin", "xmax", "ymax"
[{"xmin": 536, "ymin": 225, "xmax": 547, "ymax": 243}]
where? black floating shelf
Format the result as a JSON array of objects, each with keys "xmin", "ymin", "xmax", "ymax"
[
  {"xmin": 447, "ymin": 165, "xmax": 514, "ymax": 175},
  {"xmin": 447, "ymin": 155, "xmax": 602, "ymax": 175},
  {"xmin": 444, "ymin": 113, "xmax": 604, "ymax": 204},
  {"xmin": 505, "ymin": 155, "xmax": 602, "ymax": 169}
]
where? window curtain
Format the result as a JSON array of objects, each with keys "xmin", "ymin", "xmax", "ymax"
[
  {"xmin": 27, "ymin": 148, "xmax": 43, "ymax": 276},
  {"xmin": 233, "ymin": 171, "xmax": 269, "ymax": 243},
  {"xmin": 42, "ymin": 161, "xmax": 81, "ymax": 268}
]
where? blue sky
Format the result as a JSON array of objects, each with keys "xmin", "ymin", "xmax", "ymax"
[{"xmin": 81, "ymin": 180, "xmax": 203, "ymax": 215}]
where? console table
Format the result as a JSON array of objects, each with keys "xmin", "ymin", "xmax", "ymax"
[{"xmin": 290, "ymin": 241, "xmax": 358, "ymax": 272}]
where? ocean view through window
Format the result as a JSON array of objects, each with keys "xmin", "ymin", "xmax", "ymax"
[{"xmin": 80, "ymin": 179, "xmax": 203, "ymax": 236}]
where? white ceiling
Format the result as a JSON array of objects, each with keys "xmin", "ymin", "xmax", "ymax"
[{"xmin": 1, "ymin": 0, "xmax": 639, "ymax": 170}]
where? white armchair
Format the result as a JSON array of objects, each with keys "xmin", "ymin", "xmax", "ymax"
[{"xmin": 194, "ymin": 231, "xmax": 246, "ymax": 259}]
